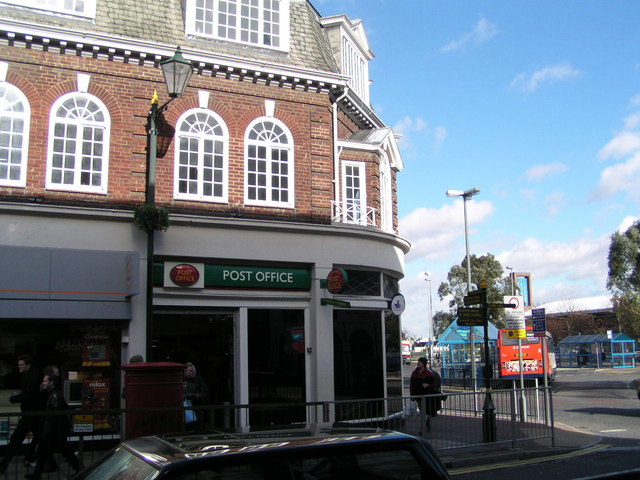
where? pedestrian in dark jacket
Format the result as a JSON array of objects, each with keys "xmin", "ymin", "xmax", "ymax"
[
  {"xmin": 184, "ymin": 362, "xmax": 209, "ymax": 431},
  {"xmin": 409, "ymin": 357, "xmax": 442, "ymax": 432},
  {"xmin": 0, "ymin": 355, "xmax": 41, "ymax": 473},
  {"xmin": 25, "ymin": 373, "xmax": 80, "ymax": 479}
]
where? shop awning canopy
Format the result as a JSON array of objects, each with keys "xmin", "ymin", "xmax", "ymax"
[
  {"xmin": 558, "ymin": 333, "xmax": 634, "ymax": 344},
  {"xmin": 438, "ymin": 318, "xmax": 499, "ymax": 345}
]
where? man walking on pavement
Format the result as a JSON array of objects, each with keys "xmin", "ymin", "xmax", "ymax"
[{"xmin": 0, "ymin": 355, "xmax": 42, "ymax": 474}]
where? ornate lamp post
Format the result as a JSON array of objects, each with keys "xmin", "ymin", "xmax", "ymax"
[{"xmin": 141, "ymin": 47, "xmax": 193, "ymax": 360}]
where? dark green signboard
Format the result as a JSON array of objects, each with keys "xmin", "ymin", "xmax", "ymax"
[{"xmin": 204, "ymin": 265, "xmax": 311, "ymax": 289}]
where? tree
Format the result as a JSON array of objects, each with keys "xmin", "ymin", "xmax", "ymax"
[
  {"xmin": 432, "ymin": 310, "xmax": 455, "ymax": 338},
  {"xmin": 607, "ymin": 221, "xmax": 640, "ymax": 339},
  {"xmin": 437, "ymin": 253, "xmax": 513, "ymax": 329}
]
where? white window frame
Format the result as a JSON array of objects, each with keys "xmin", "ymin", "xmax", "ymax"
[
  {"xmin": 174, "ymin": 108, "xmax": 229, "ymax": 203},
  {"xmin": 0, "ymin": 82, "xmax": 30, "ymax": 187},
  {"xmin": 46, "ymin": 92, "xmax": 110, "ymax": 194},
  {"xmin": 244, "ymin": 117, "xmax": 294, "ymax": 208},
  {"xmin": 185, "ymin": 0, "xmax": 290, "ymax": 52},
  {"xmin": 341, "ymin": 34, "xmax": 370, "ymax": 105},
  {"xmin": 0, "ymin": 0, "xmax": 97, "ymax": 18},
  {"xmin": 379, "ymin": 154, "xmax": 393, "ymax": 232},
  {"xmin": 341, "ymin": 160, "xmax": 367, "ymax": 225}
]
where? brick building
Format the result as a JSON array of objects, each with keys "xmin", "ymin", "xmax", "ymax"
[{"xmin": 0, "ymin": 0, "xmax": 408, "ymax": 427}]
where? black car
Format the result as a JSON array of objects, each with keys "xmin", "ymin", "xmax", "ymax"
[{"xmin": 72, "ymin": 428, "xmax": 451, "ymax": 480}]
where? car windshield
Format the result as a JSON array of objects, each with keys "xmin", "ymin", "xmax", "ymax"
[{"xmin": 77, "ymin": 446, "xmax": 160, "ymax": 480}]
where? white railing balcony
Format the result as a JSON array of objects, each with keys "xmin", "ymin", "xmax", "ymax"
[{"xmin": 332, "ymin": 201, "xmax": 377, "ymax": 227}]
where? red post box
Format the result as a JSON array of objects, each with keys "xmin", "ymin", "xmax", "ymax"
[{"xmin": 122, "ymin": 362, "xmax": 185, "ymax": 439}]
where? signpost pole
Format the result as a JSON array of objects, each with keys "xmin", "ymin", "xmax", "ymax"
[{"xmin": 518, "ymin": 337, "xmax": 526, "ymax": 421}]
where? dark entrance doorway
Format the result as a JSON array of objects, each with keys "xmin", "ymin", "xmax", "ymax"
[
  {"xmin": 248, "ymin": 309, "xmax": 305, "ymax": 427},
  {"xmin": 152, "ymin": 312, "xmax": 234, "ymax": 407}
]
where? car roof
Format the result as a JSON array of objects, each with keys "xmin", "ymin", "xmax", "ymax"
[{"xmin": 122, "ymin": 428, "xmax": 419, "ymax": 468}]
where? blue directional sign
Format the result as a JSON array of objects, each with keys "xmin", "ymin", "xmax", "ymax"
[{"xmin": 532, "ymin": 308, "xmax": 546, "ymax": 337}]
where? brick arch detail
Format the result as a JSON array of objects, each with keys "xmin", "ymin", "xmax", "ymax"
[{"xmin": 5, "ymin": 71, "xmax": 39, "ymax": 109}]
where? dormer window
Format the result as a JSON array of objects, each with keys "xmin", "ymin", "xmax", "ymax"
[
  {"xmin": 341, "ymin": 35, "xmax": 369, "ymax": 105},
  {"xmin": 185, "ymin": 0, "xmax": 290, "ymax": 51},
  {"xmin": 320, "ymin": 15, "xmax": 373, "ymax": 106},
  {"xmin": 0, "ymin": 0, "xmax": 96, "ymax": 18}
]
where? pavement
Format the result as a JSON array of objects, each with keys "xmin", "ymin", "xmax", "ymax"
[{"xmin": 437, "ymin": 421, "xmax": 603, "ymax": 470}]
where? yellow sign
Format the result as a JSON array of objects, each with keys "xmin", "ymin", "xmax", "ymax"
[{"xmin": 505, "ymin": 329, "xmax": 526, "ymax": 339}]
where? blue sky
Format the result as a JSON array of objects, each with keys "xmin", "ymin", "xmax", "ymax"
[{"xmin": 314, "ymin": 0, "xmax": 640, "ymax": 338}]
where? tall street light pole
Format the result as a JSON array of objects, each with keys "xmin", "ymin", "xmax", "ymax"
[
  {"xmin": 424, "ymin": 272, "xmax": 433, "ymax": 364},
  {"xmin": 143, "ymin": 47, "xmax": 193, "ymax": 361},
  {"xmin": 506, "ymin": 266, "xmax": 514, "ymax": 295},
  {"xmin": 446, "ymin": 187, "xmax": 480, "ymax": 391}
]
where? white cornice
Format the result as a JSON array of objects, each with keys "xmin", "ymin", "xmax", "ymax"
[{"xmin": 0, "ymin": 18, "xmax": 351, "ymax": 88}]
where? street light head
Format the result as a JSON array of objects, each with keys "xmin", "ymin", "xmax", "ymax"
[
  {"xmin": 464, "ymin": 187, "xmax": 481, "ymax": 197},
  {"xmin": 160, "ymin": 46, "xmax": 193, "ymax": 98},
  {"xmin": 446, "ymin": 189, "xmax": 464, "ymax": 197}
]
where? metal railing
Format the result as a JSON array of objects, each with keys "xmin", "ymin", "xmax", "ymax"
[
  {"xmin": 331, "ymin": 201, "xmax": 377, "ymax": 227},
  {"xmin": 0, "ymin": 386, "xmax": 553, "ymax": 479}
]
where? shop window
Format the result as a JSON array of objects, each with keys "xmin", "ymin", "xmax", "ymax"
[
  {"xmin": 340, "ymin": 269, "xmax": 381, "ymax": 296},
  {"xmin": 175, "ymin": 109, "xmax": 229, "ymax": 202},
  {"xmin": 382, "ymin": 273, "xmax": 399, "ymax": 299},
  {"xmin": 0, "ymin": 322, "xmax": 121, "ymax": 433},
  {"xmin": 333, "ymin": 310, "xmax": 384, "ymax": 404},
  {"xmin": 152, "ymin": 313, "xmax": 235, "ymax": 406},
  {"xmin": 384, "ymin": 311, "xmax": 402, "ymax": 399},
  {"xmin": 0, "ymin": 82, "xmax": 30, "ymax": 187},
  {"xmin": 248, "ymin": 309, "xmax": 305, "ymax": 426}
]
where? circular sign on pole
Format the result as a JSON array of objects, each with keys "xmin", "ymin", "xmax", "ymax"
[
  {"xmin": 390, "ymin": 293, "xmax": 406, "ymax": 315},
  {"xmin": 326, "ymin": 268, "xmax": 348, "ymax": 294}
]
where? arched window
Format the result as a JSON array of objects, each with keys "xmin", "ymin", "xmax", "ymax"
[
  {"xmin": 244, "ymin": 118, "xmax": 293, "ymax": 207},
  {"xmin": 0, "ymin": 82, "xmax": 30, "ymax": 187},
  {"xmin": 174, "ymin": 109, "xmax": 229, "ymax": 202},
  {"xmin": 46, "ymin": 93, "xmax": 110, "ymax": 194}
]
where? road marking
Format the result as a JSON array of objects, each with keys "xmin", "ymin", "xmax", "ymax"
[
  {"xmin": 449, "ymin": 444, "xmax": 610, "ymax": 475},
  {"xmin": 600, "ymin": 429, "xmax": 627, "ymax": 433}
]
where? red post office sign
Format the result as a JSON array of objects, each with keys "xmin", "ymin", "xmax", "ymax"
[
  {"xmin": 326, "ymin": 268, "xmax": 348, "ymax": 294},
  {"xmin": 169, "ymin": 264, "xmax": 200, "ymax": 287}
]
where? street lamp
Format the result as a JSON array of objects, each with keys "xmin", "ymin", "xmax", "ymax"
[
  {"xmin": 144, "ymin": 47, "xmax": 193, "ymax": 360},
  {"xmin": 446, "ymin": 187, "xmax": 480, "ymax": 390},
  {"xmin": 424, "ymin": 273, "xmax": 433, "ymax": 364},
  {"xmin": 506, "ymin": 266, "xmax": 514, "ymax": 295}
]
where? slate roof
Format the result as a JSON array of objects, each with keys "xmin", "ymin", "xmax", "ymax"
[{"xmin": 0, "ymin": 0, "xmax": 340, "ymax": 74}]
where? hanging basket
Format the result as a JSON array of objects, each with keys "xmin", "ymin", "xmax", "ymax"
[{"xmin": 133, "ymin": 204, "xmax": 170, "ymax": 233}]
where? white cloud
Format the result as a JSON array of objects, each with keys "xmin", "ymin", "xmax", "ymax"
[
  {"xmin": 439, "ymin": 16, "xmax": 498, "ymax": 53},
  {"xmin": 510, "ymin": 63, "xmax": 582, "ymax": 93},
  {"xmin": 524, "ymin": 162, "xmax": 569, "ymax": 181},
  {"xmin": 594, "ymin": 151, "xmax": 640, "ymax": 200},
  {"xmin": 393, "ymin": 116, "xmax": 447, "ymax": 152},
  {"xmin": 497, "ymin": 234, "xmax": 610, "ymax": 292},
  {"xmin": 598, "ymin": 131, "xmax": 640, "ymax": 160},
  {"xmin": 544, "ymin": 191, "xmax": 565, "ymax": 217},
  {"xmin": 399, "ymin": 200, "xmax": 495, "ymax": 261},
  {"xmin": 617, "ymin": 216, "xmax": 638, "ymax": 233}
]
